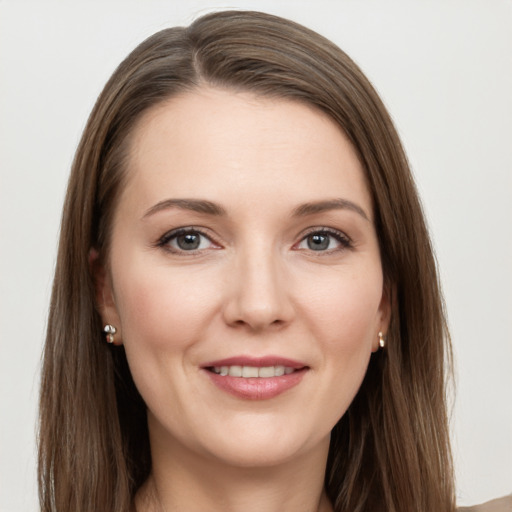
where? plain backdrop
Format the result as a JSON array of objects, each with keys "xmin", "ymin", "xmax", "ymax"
[{"xmin": 1, "ymin": 1, "xmax": 511, "ymax": 510}]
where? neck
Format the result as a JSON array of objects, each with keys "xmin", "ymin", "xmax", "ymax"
[{"xmin": 135, "ymin": 430, "xmax": 333, "ymax": 512}]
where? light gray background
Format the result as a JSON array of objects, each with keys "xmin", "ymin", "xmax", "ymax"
[{"xmin": 1, "ymin": 1, "xmax": 511, "ymax": 510}]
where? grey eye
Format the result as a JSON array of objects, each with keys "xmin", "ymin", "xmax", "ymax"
[
  {"xmin": 160, "ymin": 229, "xmax": 216, "ymax": 253},
  {"xmin": 307, "ymin": 234, "xmax": 330, "ymax": 251},
  {"xmin": 296, "ymin": 229, "xmax": 350, "ymax": 253},
  {"xmin": 176, "ymin": 233, "xmax": 202, "ymax": 250}
]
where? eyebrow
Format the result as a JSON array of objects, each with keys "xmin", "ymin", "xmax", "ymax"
[
  {"xmin": 292, "ymin": 198, "xmax": 370, "ymax": 221},
  {"xmin": 142, "ymin": 197, "xmax": 369, "ymax": 221},
  {"xmin": 142, "ymin": 198, "xmax": 227, "ymax": 219}
]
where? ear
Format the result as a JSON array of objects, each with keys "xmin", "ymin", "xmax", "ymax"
[
  {"xmin": 371, "ymin": 281, "xmax": 393, "ymax": 353},
  {"xmin": 89, "ymin": 248, "xmax": 123, "ymax": 345}
]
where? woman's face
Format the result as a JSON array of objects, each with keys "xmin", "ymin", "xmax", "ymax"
[{"xmin": 98, "ymin": 87, "xmax": 390, "ymax": 468}]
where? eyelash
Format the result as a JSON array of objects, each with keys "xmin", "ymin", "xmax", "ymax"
[
  {"xmin": 156, "ymin": 226, "xmax": 352, "ymax": 255},
  {"xmin": 156, "ymin": 227, "xmax": 219, "ymax": 254},
  {"xmin": 295, "ymin": 227, "xmax": 352, "ymax": 254}
]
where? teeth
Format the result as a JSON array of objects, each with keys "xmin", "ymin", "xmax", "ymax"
[
  {"xmin": 274, "ymin": 366, "xmax": 285, "ymax": 376},
  {"xmin": 211, "ymin": 365, "xmax": 294, "ymax": 377},
  {"xmin": 258, "ymin": 366, "xmax": 275, "ymax": 378},
  {"xmin": 242, "ymin": 366, "xmax": 259, "ymax": 378},
  {"xmin": 229, "ymin": 365, "xmax": 242, "ymax": 377}
]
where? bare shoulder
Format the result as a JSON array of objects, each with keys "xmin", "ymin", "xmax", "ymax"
[{"xmin": 458, "ymin": 495, "xmax": 512, "ymax": 512}]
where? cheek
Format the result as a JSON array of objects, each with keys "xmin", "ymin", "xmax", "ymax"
[
  {"xmin": 111, "ymin": 256, "xmax": 220, "ymax": 353},
  {"xmin": 304, "ymin": 266, "xmax": 383, "ymax": 349},
  {"xmin": 110, "ymin": 256, "xmax": 224, "ymax": 418},
  {"xmin": 309, "ymin": 272, "xmax": 382, "ymax": 415},
  {"xmin": 303, "ymin": 266, "xmax": 382, "ymax": 398}
]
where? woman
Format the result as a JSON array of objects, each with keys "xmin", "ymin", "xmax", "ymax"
[{"xmin": 37, "ymin": 10, "xmax": 510, "ymax": 512}]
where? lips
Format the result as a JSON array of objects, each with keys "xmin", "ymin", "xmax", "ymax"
[{"xmin": 201, "ymin": 356, "xmax": 309, "ymax": 400}]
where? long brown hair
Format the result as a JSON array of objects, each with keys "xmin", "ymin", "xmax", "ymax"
[{"xmin": 39, "ymin": 10, "xmax": 455, "ymax": 512}]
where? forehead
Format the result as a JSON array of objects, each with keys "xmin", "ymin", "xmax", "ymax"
[{"xmin": 121, "ymin": 86, "xmax": 372, "ymax": 217}]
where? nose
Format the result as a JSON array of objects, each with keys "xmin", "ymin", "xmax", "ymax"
[{"xmin": 222, "ymin": 247, "xmax": 295, "ymax": 331}]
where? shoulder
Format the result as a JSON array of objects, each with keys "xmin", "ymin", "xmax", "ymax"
[{"xmin": 458, "ymin": 495, "xmax": 512, "ymax": 512}]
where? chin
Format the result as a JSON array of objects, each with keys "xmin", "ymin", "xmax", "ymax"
[
  {"xmin": 192, "ymin": 416, "xmax": 331, "ymax": 469},
  {"xmin": 202, "ymin": 437, "xmax": 316, "ymax": 469}
]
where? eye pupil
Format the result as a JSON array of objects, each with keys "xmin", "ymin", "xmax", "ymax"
[
  {"xmin": 177, "ymin": 233, "xmax": 200, "ymax": 250},
  {"xmin": 307, "ymin": 234, "xmax": 329, "ymax": 251}
]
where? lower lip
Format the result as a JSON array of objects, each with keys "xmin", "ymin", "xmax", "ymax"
[{"xmin": 204, "ymin": 368, "xmax": 308, "ymax": 400}]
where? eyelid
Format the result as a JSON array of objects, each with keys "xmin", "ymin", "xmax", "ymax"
[
  {"xmin": 156, "ymin": 226, "xmax": 222, "ymax": 253},
  {"xmin": 155, "ymin": 225, "xmax": 352, "ymax": 254},
  {"xmin": 294, "ymin": 226, "xmax": 352, "ymax": 252}
]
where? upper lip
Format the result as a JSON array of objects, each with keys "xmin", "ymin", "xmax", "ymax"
[{"xmin": 201, "ymin": 355, "xmax": 307, "ymax": 369}]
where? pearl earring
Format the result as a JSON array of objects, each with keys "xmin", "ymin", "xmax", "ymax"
[
  {"xmin": 378, "ymin": 331, "xmax": 386, "ymax": 348},
  {"xmin": 104, "ymin": 324, "xmax": 117, "ymax": 344}
]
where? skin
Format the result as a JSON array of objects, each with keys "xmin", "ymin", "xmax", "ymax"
[{"xmin": 95, "ymin": 87, "xmax": 390, "ymax": 512}]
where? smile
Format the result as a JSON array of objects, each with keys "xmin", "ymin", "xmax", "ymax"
[
  {"xmin": 202, "ymin": 356, "xmax": 309, "ymax": 400},
  {"xmin": 210, "ymin": 365, "xmax": 296, "ymax": 378}
]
